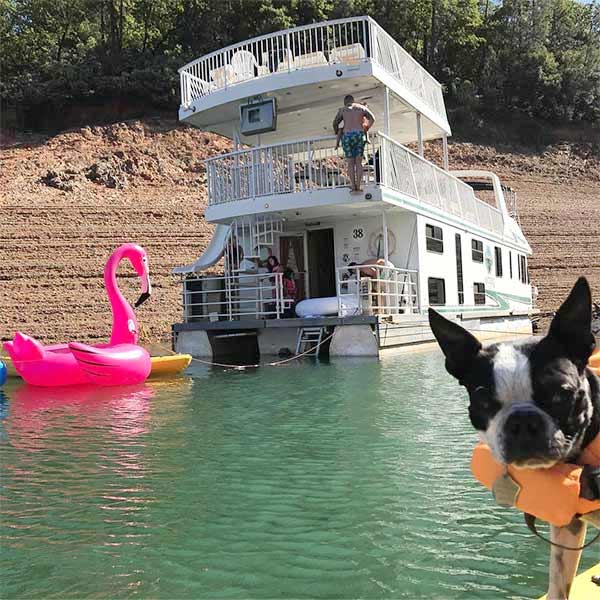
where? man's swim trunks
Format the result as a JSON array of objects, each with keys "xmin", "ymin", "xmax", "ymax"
[{"xmin": 341, "ymin": 131, "xmax": 366, "ymax": 158}]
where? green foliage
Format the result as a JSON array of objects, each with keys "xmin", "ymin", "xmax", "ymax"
[{"xmin": 1, "ymin": 0, "xmax": 599, "ymax": 129}]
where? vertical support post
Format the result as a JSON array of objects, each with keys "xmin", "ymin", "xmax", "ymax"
[
  {"xmin": 303, "ymin": 231, "xmax": 310, "ymax": 299},
  {"xmin": 335, "ymin": 266, "xmax": 342, "ymax": 317},
  {"xmin": 232, "ymin": 126, "xmax": 241, "ymax": 200},
  {"xmin": 382, "ymin": 210, "xmax": 389, "ymax": 262},
  {"xmin": 442, "ymin": 134, "xmax": 449, "ymax": 170},
  {"xmin": 416, "ymin": 112, "xmax": 424, "ymax": 157},
  {"xmin": 383, "ymin": 87, "xmax": 390, "ymax": 135}
]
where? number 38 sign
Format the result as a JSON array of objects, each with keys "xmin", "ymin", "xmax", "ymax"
[{"xmin": 352, "ymin": 227, "xmax": 364, "ymax": 239}]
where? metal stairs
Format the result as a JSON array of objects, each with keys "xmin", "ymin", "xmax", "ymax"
[
  {"xmin": 296, "ymin": 326, "xmax": 326, "ymax": 357},
  {"xmin": 226, "ymin": 216, "xmax": 284, "ymax": 266}
]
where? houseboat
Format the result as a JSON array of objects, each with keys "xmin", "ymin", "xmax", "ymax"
[{"xmin": 172, "ymin": 16, "xmax": 533, "ymax": 358}]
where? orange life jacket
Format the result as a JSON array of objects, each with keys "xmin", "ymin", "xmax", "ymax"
[
  {"xmin": 589, "ymin": 347, "xmax": 600, "ymax": 376},
  {"xmin": 471, "ymin": 350, "xmax": 600, "ymax": 527},
  {"xmin": 471, "ymin": 438, "xmax": 600, "ymax": 527}
]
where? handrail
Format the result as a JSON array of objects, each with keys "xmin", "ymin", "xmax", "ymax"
[
  {"xmin": 204, "ymin": 131, "xmax": 504, "ymax": 235},
  {"xmin": 336, "ymin": 263, "xmax": 420, "ymax": 317},
  {"xmin": 178, "ymin": 16, "xmax": 370, "ymax": 73},
  {"xmin": 181, "ymin": 271, "xmax": 288, "ymax": 321},
  {"xmin": 178, "ymin": 16, "xmax": 448, "ymax": 130},
  {"xmin": 376, "ymin": 132, "xmax": 501, "ymax": 214},
  {"xmin": 204, "ymin": 134, "xmax": 337, "ymax": 163},
  {"xmin": 369, "ymin": 21, "xmax": 442, "ymax": 92}
]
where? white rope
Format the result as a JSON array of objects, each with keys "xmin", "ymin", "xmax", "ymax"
[{"xmin": 156, "ymin": 331, "xmax": 337, "ymax": 370}]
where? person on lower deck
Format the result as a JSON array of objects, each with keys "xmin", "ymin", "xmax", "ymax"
[
  {"xmin": 332, "ymin": 95, "xmax": 375, "ymax": 192},
  {"xmin": 282, "ymin": 267, "xmax": 297, "ymax": 318}
]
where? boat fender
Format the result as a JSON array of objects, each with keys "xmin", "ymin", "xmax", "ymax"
[{"xmin": 471, "ymin": 433, "xmax": 600, "ymax": 528}]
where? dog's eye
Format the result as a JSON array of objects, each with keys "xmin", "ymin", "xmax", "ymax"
[
  {"xmin": 554, "ymin": 387, "xmax": 574, "ymax": 405},
  {"xmin": 471, "ymin": 386, "xmax": 493, "ymax": 407}
]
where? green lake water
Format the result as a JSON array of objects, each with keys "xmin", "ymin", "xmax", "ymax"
[{"xmin": 0, "ymin": 350, "xmax": 596, "ymax": 599}]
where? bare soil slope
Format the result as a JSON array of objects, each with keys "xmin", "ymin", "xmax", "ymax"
[{"xmin": 1, "ymin": 119, "xmax": 598, "ymax": 345}]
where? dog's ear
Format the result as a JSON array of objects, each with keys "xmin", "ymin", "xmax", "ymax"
[
  {"xmin": 547, "ymin": 277, "xmax": 596, "ymax": 368},
  {"xmin": 428, "ymin": 308, "xmax": 481, "ymax": 381}
]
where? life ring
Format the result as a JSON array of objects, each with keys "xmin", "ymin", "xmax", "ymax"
[{"xmin": 368, "ymin": 228, "xmax": 396, "ymax": 257}]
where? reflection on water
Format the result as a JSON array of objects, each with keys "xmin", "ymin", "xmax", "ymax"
[{"xmin": 0, "ymin": 358, "xmax": 595, "ymax": 599}]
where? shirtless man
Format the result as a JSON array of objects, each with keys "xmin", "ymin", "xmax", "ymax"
[{"xmin": 332, "ymin": 95, "xmax": 375, "ymax": 192}]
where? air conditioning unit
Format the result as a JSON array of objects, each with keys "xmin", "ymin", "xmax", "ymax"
[{"xmin": 240, "ymin": 98, "xmax": 277, "ymax": 135}]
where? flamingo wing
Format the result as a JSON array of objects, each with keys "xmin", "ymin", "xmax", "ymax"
[{"xmin": 68, "ymin": 342, "xmax": 151, "ymax": 386}]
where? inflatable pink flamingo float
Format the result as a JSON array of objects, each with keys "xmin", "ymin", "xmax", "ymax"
[{"xmin": 4, "ymin": 243, "xmax": 152, "ymax": 387}]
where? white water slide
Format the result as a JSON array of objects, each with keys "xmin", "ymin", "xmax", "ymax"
[{"xmin": 172, "ymin": 225, "xmax": 230, "ymax": 274}]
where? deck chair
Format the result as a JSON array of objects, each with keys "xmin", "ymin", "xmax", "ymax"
[
  {"xmin": 276, "ymin": 49, "xmax": 296, "ymax": 72},
  {"xmin": 293, "ymin": 50, "xmax": 327, "ymax": 69},
  {"xmin": 209, "ymin": 64, "xmax": 235, "ymax": 88},
  {"xmin": 329, "ymin": 43, "xmax": 366, "ymax": 65},
  {"xmin": 231, "ymin": 50, "xmax": 259, "ymax": 82}
]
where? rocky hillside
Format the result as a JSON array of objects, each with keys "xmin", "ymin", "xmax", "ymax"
[{"xmin": 1, "ymin": 119, "xmax": 599, "ymax": 345}]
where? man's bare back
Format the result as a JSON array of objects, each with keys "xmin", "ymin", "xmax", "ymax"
[{"xmin": 333, "ymin": 103, "xmax": 375, "ymax": 134}]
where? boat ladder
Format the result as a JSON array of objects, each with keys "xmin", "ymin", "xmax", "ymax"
[{"xmin": 296, "ymin": 326, "xmax": 326, "ymax": 357}]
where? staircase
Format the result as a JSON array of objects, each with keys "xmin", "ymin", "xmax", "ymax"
[
  {"xmin": 223, "ymin": 216, "xmax": 285, "ymax": 319},
  {"xmin": 296, "ymin": 326, "xmax": 326, "ymax": 357},
  {"xmin": 226, "ymin": 216, "xmax": 284, "ymax": 267}
]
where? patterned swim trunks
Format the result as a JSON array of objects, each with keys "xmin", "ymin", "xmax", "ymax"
[{"xmin": 341, "ymin": 131, "xmax": 366, "ymax": 158}]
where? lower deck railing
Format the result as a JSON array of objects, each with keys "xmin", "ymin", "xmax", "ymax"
[
  {"xmin": 181, "ymin": 272, "xmax": 289, "ymax": 321},
  {"xmin": 336, "ymin": 264, "xmax": 419, "ymax": 317},
  {"xmin": 180, "ymin": 265, "xmax": 419, "ymax": 323}
]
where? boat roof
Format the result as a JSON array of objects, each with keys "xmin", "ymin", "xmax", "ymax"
[{"xmin": 178, "ymin": 16, "xmax": 451, "ymax": 145}]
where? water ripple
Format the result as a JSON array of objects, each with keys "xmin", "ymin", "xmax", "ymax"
[{"xmin": 1, "ymin": 354, "xmax": 595, "ymax": 598}]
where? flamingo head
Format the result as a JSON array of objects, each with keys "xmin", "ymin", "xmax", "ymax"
[{"xmin": 120, "ymin": 244, "xmax": 152, "ymax": 308}]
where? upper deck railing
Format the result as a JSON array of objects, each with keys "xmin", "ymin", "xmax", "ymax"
[
  {"xmin": 179, "ymin": 16, "xmax": 448, "ymax": 130},
  {"xmin": 204, "ymin": 132, "xmax": 504, "ymax": 236}
]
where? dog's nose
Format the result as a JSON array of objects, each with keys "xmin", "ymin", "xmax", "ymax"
[{"xmin": 504, "ymin": 409, "xmax": 546, "ymax": 446}]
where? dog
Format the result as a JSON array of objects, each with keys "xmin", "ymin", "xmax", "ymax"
[{"xmin": 428, "ymin": 277, "xmax": 599, "ymax": 600}]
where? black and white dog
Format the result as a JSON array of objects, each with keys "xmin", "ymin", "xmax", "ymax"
[{"xmin": 429, "ymin": 277, "xmax": 599, "ymax": 600}]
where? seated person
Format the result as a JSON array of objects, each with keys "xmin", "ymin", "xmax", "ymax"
[{"xmin": 282, "ymin": 267, "xmax": 297, "ymax": 318}]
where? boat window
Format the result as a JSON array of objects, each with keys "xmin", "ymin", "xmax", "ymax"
[
  {"xmin": 426, "ymin": 224, "xmax": 443, "ymax": 253},
  {"xmin": 509, "ymin": 251, "xmax": 513, "ymax": 278},
  {"xmin": 455, "ymin": 234, "xmax": 464, "ymax": 305},
  {"xmin": 472, "ymin": 239, "xmax": 483, "ymax": 263},
  {"xmin": 474, "ymin": 282, "xmax": 486, "ymax": 305},
  {"xmin": 494, "ymin": 246, "xmax": 503, "ymax": 277},
  {"xmin": 428, "ymin": 277, "xmax": 446, "ymax": 305},
  {"xmin": 520, "ymin": 255, "xmax": 528, "ymax": 284}
]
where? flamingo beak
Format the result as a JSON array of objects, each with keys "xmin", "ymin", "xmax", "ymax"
[{"xmin": 135, "ymin": 274, "xmax": 152, "ymax": 308}]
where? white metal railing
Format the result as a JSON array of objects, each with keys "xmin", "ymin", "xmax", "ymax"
[
  {"xmin": 181, "ymin": 272, "xmax": 289, "ymax": 321},
  {"xmin": 206, "ymin": 134, "xmax": 378, "ymax": 205},
  {"xmin": 336, "ymin": 264, "xmax": 419, "ymax": 317},
  {"xmin": 179, "ymin": 16, "xmax": 447, "ymax": 129},
  {"xmin": 377, "ymin": 133, "xmax": 504, "ymax": 235},
  {"xmin": 205, "ymin": 131, "xmax": 503, "ymax": 236}
]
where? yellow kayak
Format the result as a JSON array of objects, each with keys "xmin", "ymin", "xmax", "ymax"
[
  {"xmin": 150, "ymin": 354, "xmax": 192, "ymax": 376},
  {"xmin": 539, "ymin": 562, "xmax": 599, "ymax": 599},
  {"xmin": 2, "ymin": 354, "xmax": 193, "ymax": 379}
]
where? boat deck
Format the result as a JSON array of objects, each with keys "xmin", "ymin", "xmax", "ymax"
[{"xmin": 173, "ymin": 314, "xmax": 377, "ymax": 333}]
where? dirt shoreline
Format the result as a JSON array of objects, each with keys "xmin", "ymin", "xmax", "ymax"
[{"xmin": 1, "ymin": 119, "xmax": 599, "ymax": 346}]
